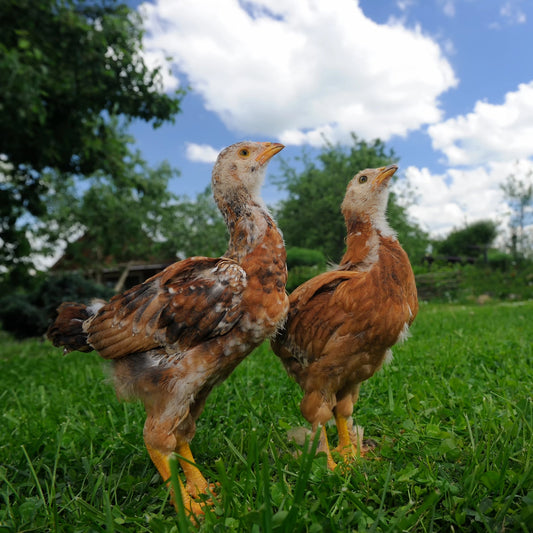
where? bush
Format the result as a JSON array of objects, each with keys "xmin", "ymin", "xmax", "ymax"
[
  {"xmin": 0, "ymin": 293, "xmax": 48, "ymax": 339},
  {"xmin": 0, "ymin": 273, "xmax": 112, "ymax": 339},
  {"xmin": 415, "ymin": 270, "xmax": 462, "ymax": 302},
  {"xmin": 287, "ymin": 265, "xmax": 326, "ymax": 292},
  {"xmin": 414, "ymin": 260, "xmax": 533, "ymax": 303},
  {"xmin": 286, "ymin": 247, "xmax": 326, "ymax": 269},
  {"xmin": 486, "ymin": 251, "xmax": 513, "ymax": 271},
  {"xmin": 33, "ymin": 273, "xmax": 112, "ymax": 318}
]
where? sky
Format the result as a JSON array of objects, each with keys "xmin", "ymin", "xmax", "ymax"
[{"xmin": 127, "ymin": 0, "xmax": 533, "ymax": 239}]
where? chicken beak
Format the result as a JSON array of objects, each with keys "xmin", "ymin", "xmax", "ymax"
[
  {"xmin": 255, "ymin": 142, "xmax": 285, "ymax": 165},
  {"xmin": 375, "ymin": 164, "xmax": 398, "ymax": 186}
]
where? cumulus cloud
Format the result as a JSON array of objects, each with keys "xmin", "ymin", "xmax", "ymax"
[
  {"xmin": 398, "ymin": 159, "xmax": 533, "ymax": 237},
  {"xmin": 428, "ymin": 81, "xmax": 533, "ymax": 166},
  {"xmin": 142, "ymin": 49, "xmax": 181, "ymax": 92},
  {"xmin": 185, "ymin": 143, "xmax": 220, "ymax": 163},
  {"xmin": 139, "ymin": 0, "xmax": 457, "ymax": 146},
  {"xmin": 402, "ymin": 81, "xmax": 533, "ymax": 236}
]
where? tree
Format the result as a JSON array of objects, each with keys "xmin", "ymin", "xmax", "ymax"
[
  {"xmin": 274, "ymin": 134, "xmax": 429, "ymax": 262},
  {"xmin": 0, "ymin": 0, "xmax": 184, "ymax": 279},
  {"xmin": 46, "ymin": 131, "xmax": 180, "ymax": 290},
  {"xmin": 435, "ymin": 220, "xmax": 498, "ymax": 261},
  {"xmin": 53, "ymin": 177, "xmax": 230, "ymax": 292},
  {"xmin": 160, "ymin": 187, "xmax": 228, "ymax": 260},
  {"xmin": 501, "ymin": 168, "xmax": 533, "ymax": 258}
]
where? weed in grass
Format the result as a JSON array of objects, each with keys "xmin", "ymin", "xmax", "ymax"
[{"xmin": 1, "ymin": 302, "xmax": 532, "ymax": 531}]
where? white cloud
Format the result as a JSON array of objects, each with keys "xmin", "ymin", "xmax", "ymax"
[
  {"xmin": 185, "ymin": 143, "xmax": 220, "ymax": 163},
  {"xmin": 428, "ymin": 81, "xmax": 533, "ymax": 166},
  {"xmin": 142, "ymin": 49, "xmax": 181, "ymax": 92},
  {"xmin": 500, "ymin": 1, "xmax": 526, "ymax": 25},
  {"xmin": 139, "ymin": 0, "xmax": 457, "ymax": 146},
  {"xmin": 396, "ymin": 0, "xmax": 415, "ymax": 12},
  {"xmin": 399, "ymin": 159, "xmax": 533, "ymax": 237},
  {"xmin": 405, "ymin": 81, "xmax": 533, "ymax": 237},
  {"xmin": 439, "ymin": 0, "xmax": 455, "ymax": 17}
]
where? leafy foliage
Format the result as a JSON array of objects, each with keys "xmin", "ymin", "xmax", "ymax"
[
  {"xmin": 285, "ymin": 247, "xmax": 327, "ymax": 292},
  {"xmin": 415, "ymin": 258, "xmax": 533, "ymax": 302},
  {"xmin": 160, "ymin": 187, "xmax": 229, "ymax": 260},
  {"xmin": 286, "ymin": 247, "xmax": 326, "ymax": 269},
  {"xmin": 274, "ymin": 135, "xmax": 429, "ymax": 263},
  {"xmin": 0, "ymin": 0, "xmax": 182, "ymax": 174},
  {"xmin": 0, "ymin": 0, "xmax": 183, "ymax": 279},
  {"xmin": 434, "ymin": 220, "xmax": 498, "ymax": 259},
  {"xmin": 0, "ymin": 273, "xmax": 112, "ymax": 338},
  {"xmin": 46, "ymin": 133, "xmax": 180, "ymax": 282},
  {"xmin": 501, "ymin": 168, "xmax": 533, "ymax": 258}
]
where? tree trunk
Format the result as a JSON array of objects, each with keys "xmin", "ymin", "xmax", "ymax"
[{"xmin": 114, "ymin": 262, "xmax": 132, "ymax": 293}]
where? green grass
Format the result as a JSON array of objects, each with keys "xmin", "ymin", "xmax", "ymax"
[{"xmin": 1, "ymin": 301, "xmax": 532, "ymax": 532}]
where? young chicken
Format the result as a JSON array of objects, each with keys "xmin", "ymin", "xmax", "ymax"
[
  {"xmin": 271, "ymin": 165, "xmax": 418, "ymax": 470},
  {"xmin": 47, "ymin": 141, "xmax": 289, "ymax": 516}
]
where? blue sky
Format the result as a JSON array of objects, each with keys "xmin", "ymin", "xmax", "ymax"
[{"xmin": 128, "ymin": 0, "xmax": 533, "ymax": 239}]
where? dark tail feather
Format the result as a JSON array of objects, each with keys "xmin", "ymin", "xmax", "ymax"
[{"xmin": 47, "ymin": 302, "xmax": 94, "ymax": 354}]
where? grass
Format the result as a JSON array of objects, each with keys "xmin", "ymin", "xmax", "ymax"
[{"xmin": 1, "ymin": 301, "xmax": 532, "ymax": 532}]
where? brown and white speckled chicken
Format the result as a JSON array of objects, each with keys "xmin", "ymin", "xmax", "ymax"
[
  {"xmin": 47, "ymin": 141, "xmax": 289, "ymax": 515},
  {"xmin": 271, "ymin": 165, "xmax": 418, "ymax": 470}
]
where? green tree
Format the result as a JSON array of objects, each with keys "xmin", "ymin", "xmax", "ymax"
[
  {"xmin": 0, "ymin": 0, "xmax": 184, "ymax": 280},
  {"xmin": 160, "ymin": 187, "xmax": 228, "ymax": 260},
  {"xmin": 47, "ymin": 132, "xmax": 180, "ymax": 290},
  {"xmin": 435, "ymin": 220, "xmax": 498, "ymax": 262},
  {"xmin": 274, "ymin": 135, "xmax": 429, "ymax": 262},
  {"xmin": 501, "ymin": 168, "xmax": 533, "ymax": 258}
]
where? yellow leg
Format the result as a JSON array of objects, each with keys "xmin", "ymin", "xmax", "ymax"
[
  {"xmin": 334, "ymin": 414, "xmax": 358, "ymax": 457},
  {"xmin": 145, "ymin": 443, "xmax": 206, "ymax": 516},
  {"xmin": 316, "ymin": 425, "xmax": 337, "ymax": 471},
  {"xmin": 175, "ymin": 441, "xmax": 214, "ymax": 498}
]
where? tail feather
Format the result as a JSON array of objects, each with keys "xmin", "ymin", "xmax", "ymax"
[{"xmin": 47, "ymin": 302, "xmax": 94, "ymax": 354}]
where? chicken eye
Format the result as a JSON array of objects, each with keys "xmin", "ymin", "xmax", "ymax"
[
  {"xmin": 358, "ymin": 175, "xmax": 368, "ymax": 184},
  {"xmin": 239, "ymin": 149, "xmax": 250, "ymax": 157}
]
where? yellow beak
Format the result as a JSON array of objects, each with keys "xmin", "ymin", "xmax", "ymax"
[
  {"xmin": 255, "ymin": 142, "xmax": 285, "ymax": 165},
  {"xmin": 375, "ymin": 164, "xmax": 398, "ymax": 186}
]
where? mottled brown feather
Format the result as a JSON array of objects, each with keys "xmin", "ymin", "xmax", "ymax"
[
  {"xmin": 86, "ymin": 257, "xmax": 247, "ymax": 359},
  {"xmin": 46, "ymin": 141, "xmax": 289, "ymax": 514}
]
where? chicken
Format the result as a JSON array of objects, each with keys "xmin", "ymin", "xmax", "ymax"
[
  {"xmin": 47, "ymin": 141, "xmax": 289, "ymax": 516},
  {"xmin": 271, "ymin": 164, "xmax": 418, "ymax": 470}
]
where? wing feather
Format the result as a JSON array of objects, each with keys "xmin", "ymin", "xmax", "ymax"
[{"xmin": 86, "ymin": 257, "xmax": 247, "ymax": 359}]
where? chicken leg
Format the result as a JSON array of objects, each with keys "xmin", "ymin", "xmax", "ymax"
[
  {"xmin": 145, "ymin": 440, "xmax": 213, "ymax": 516},
  {"xmin": 301, "ymin": 390, "xmax": 338, "ymax": 470},
  {"xmin": 334, "ymin": 386, "xmax": 376, "ymax": 460},
  {"xmin": 143, "ymin": 408, "xmax": 214, "ymax": 516}
]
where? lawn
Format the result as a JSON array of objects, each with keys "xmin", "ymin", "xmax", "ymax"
[{"xmin": 1, "ymin": 301, "xmax": 532, "ymax": 532}]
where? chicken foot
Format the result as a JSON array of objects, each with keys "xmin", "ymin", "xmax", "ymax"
[
  {"xmin": 312, "ymin": 424, "xmax": 338, "ymax": 471},
  {"xmin": 145, "ymin": 441, "xmax": 214, "ymax": 516},
  {"xmin": 332, "ymin": 388, "xmax": 376, "ymax": 461}
]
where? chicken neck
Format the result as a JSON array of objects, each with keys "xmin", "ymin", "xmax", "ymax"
[
  {"xmin": 339, "ymin": 217, "xmax": 385, "ymax": 269},
  {"xmin": 223, "ymin": 199, "xmax": 286, "ymax": 273}
]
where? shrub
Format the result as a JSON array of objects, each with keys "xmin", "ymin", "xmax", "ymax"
[
  {"xmin": 486, "ymin": 251, "xmax": 513, "ymax": 271},
  {"xmin": 287, "ymin": 265, "xmax": 326, "ymax": 292},
  {"xmin": 0, "ymin": 273, "xmax": 112, "ymax": 339},
  {"xmin": 286, "ymin": 247, "xmax": 326, "ymax": 269},
  {"xmin": 33, "ymin": 273, "xmax": 112, "ymax": 319},
  {"xmin": 0, "ymin": 293, "xmax": 48, "ymax": 339}
]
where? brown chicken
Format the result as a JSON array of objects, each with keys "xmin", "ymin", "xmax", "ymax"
[
  {"xmin": 47, "ymin": 141, "xmax": 289, "ymax": 515},
  {"xmin": 271, "ymin": 164, "xmax": 418, "ymax": 470}
]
